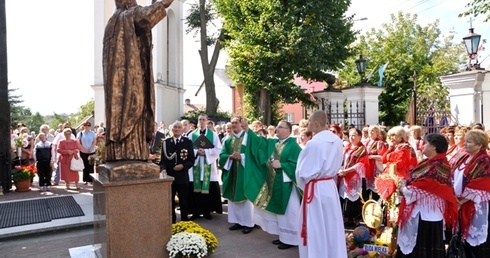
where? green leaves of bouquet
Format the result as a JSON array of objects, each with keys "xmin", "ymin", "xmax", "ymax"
[{"xmin": 171, "ymin": 221, "xmax": 219, "ymax": 256}]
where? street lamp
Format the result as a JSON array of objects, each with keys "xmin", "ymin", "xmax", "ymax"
[
  {"xmin": 463, "ymin": 27, "xmax": 481, "ymax": 68},
  {"xmin": 355, "ymin": 55, "xmax": 367, "ymax": 82},
  {"xmin": 353, "ymin": 17, "xmax": 368, "ymax": 22}
]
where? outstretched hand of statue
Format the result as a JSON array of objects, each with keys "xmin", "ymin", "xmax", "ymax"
[{"xmin": 159, "ymin": 0, "xmax": 174, "ymax": 8}]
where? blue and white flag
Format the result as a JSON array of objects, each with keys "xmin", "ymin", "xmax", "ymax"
[{"xmin": 378, "ymin": 62, "xmax": 389, "ymax": 87}]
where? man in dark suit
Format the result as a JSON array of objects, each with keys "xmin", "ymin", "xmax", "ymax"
[{"xmin": 159, "ymin": 121, "xmax": 196, "ymax": 223}]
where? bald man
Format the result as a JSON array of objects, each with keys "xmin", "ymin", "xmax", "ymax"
[{"xmin": 295, "ymin": 111, "xmax": 346, "ymax": 258}]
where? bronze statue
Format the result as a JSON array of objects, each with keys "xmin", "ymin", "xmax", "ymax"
[{"xmin": 103, "ymin": 0, "xmax": 173, "ymax": 161}]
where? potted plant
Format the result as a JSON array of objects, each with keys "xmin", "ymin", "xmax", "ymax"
[
  {"xmin": 166, "ymin": 232, "xmax": 207, "ymax": 258},
  {"xmin": 171, "ymin": 221, "xmax": 219, "ymax": 256},
  {"xmin": 12, "ymin": 164, "xmax": 37, "ymax": 192}
]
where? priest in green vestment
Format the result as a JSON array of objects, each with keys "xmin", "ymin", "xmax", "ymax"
[
  {"xmin": 219, "ymin": 116, "xmax": 265, "ymax": 234},
  {"xmin": 245, "ymin": 121, "xmax": 302, "ymax": 249}
]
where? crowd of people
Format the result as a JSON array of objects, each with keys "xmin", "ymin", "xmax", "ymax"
[
  {"xmin": 8, "ymin": 113, "xmax": 490, "ymax": 257},
  {"xmin": 157, "ymin": 114, "xmax": 490, "ymax": 258},
  {"xmin": 10, "ymin": 121, "xmax": 106, "ymax": 191}
]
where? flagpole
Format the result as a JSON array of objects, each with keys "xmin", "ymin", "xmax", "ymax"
[{"xmin": 412, "ymin": 70, "xmax": 417, "ymax": 126}]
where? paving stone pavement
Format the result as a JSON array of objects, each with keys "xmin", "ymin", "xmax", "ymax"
[{"xmin": 0, "ymin": 174, "xmax": 300, "ymax": 258}]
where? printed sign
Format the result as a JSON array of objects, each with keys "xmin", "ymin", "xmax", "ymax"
[{"xmin": 363, "ymin": 244, "xmax": 389, "ymax": 254}]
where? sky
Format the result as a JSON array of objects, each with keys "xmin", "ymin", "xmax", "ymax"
[{"xmin": 6, "ymin": 0, "xmax": 490, "ymax": 115}]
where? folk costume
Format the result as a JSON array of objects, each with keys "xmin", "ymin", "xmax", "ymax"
[
  {"xmin": 103, "ymin": 1, "xmax": 168, "ymax": 161},
  {"xmin": 159, "ymin": 136, "xmax": 196, "ymax": 223},
  {"xmin": 339, "ymin": 142, "xmax": 370, "ymax": 223},
  {"xmin": 452, "ymin": 150, "xmax": 490, "ymax": 256},
  {"xmin": 409, "ymin": 137, "xmax": 425, "ymax": 161},
  {"xmin": 365, "ymin": 137, "xmax": 388, "ymax": 192},
  {"xmin": 448, "ymin": 146, "xmax": 466, "ymax": 168},
  {"xmin": 248, "ymin": 135, "xmax": 302, "ymax": 246},
  {"xmin": 446, "ymin": 143, "xmax": 457, "ymax": 161},
  {"xmin": 396, "ymin": 153, "xmax": 458, "ymax": 257},
  {"xmin": 382, "ymin": 142, "xmax": 414, "ymax": 180},
  {"xmin": 295, "ymin": 130, "xmax": 347, "ymax": 258},
  {"xmin": 188, "ymin": 128, "xmax": 223, "ymax": 218}
]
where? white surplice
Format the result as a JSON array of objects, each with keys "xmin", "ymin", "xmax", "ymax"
[
  {"xmin": 295, "ymin": 130, "xmax": 347, "ymax": 258},
  {"xmin": 188, "ymin": 129, "xmax": 222, "ymax": 182}
]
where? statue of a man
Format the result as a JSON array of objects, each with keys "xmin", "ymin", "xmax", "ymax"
[{"xmin": 103, "ymin": 0, "xmax": 173, "ymax": 162}]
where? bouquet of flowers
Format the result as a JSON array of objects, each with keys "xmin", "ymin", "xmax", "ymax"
[
  {"xmin": 14, "ymin": 134, "xmax": 28, "ymax": 148},
  {"xmin": 170, "ymin": 221, "xmax": 218, "ymax": 256},
  {"xmin": 166, "ymin": 232, "xmax": 207, "ymax": 258},
  {"xmin": 12, "ymin": 164, "xmax": 37, "ymax": 182}
]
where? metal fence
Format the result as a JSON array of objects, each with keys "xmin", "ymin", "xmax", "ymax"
[{"xmin": 315, "ymin": 99, "xmax": 366, "ymax": 130}]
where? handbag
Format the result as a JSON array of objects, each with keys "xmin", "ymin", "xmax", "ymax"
[
  {"xmin": 70, "ymin": 156, "xmax": 85, "ymax": 171},
  {"xmin": 446, "ymin": 232, "xmax": 465, "ymax": 258},
  {"xmin": 447, "ymin": 212, "xmax": 466, "ymax": 258}
]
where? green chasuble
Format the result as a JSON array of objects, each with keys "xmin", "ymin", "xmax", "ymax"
[
  {"xmin": 219, "ymin": 130, "xmax": 265, "ymax": 203},
  {"xmin": 244, "ymin": 133, "xmax": 302, "ymax": 215},
  {"xmin": 191, "ymin": 129, "xmax": 214, "ymax": 193}
]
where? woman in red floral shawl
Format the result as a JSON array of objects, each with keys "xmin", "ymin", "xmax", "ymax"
[
  {"xmin": 448, "ymin": 126, "xmax": 470, "ymax": 167},
  {"xmin": 382, "ymin": 126, "xmax": 414, "ymax": 180},
  {"xmin": 451, "ymin": 129, "xmax": 490, "ymax": 257},
  {"xmin": 365, "ymin": 125, "xmax": 388, "ymax": 198},
  {"xmin": 396, "ymin": 133, "xmax": 458, "ymax": 257},
  {"xmin": 337, "ymin": 128, "xmax": 369, "ymax": 226}
]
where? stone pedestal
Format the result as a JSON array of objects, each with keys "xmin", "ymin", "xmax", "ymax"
[{"xmin": 92, "ymin": 162, "xmax": 174, "ymax": 258}]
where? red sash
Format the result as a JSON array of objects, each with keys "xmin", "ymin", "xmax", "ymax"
[{"xmin": 301, "ymin": 177, "xmax": 333, "ymax": 246}]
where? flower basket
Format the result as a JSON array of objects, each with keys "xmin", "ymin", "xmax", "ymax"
[{"xmin": 170, "ymin": 221, "xmax": 218, "ymax": 256}]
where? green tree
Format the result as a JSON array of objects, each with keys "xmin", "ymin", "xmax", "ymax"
[
  {"xmin": 24, "ymin": 112, "xmax": 45, "ymax": 133},
  {"xmin": 8, "ymin": 87, "xmax": 25, "ymax": 125},
  {"xmin": 460, "ymin": 0, "xmax": 490, "ymax": 22},
  {"xmin": 215, "ymin": 0, "xmax": 355, "ymax": 125},
  {"xmin": 185, "ymin": 0, "xmax": 224, "ymax": 117},
  {"xmin": 338, "ymin": 12, "xmax": 466, "ymax": 125},
  {"xmin": 76, "ymin": 99, "xmax": 94, "ymax": 123},
  {"xmin": 48, "ymin": 113, "xmax": 71, "ymax": 131}
]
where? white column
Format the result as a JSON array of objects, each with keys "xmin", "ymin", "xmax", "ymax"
[
  {"xmin": 91, "ymin": 85, "xmax": 105, "ymax": 125},
  {"xmin": 440, "ymin": 70, "xmax": 489, "ymax": 128},
  {"xmin": 312, "ymin": 90, "xmax": 346, "ymax": 125},
  {"xmin": 91, "ymin": 0, "xmax": 115, "ymax": 125},
  {"xmin": 343, "ymin": 86, "xmax": 383, "ymax": 127}
]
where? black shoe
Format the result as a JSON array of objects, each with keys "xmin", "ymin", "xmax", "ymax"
[
  {"xmin": 242, "ymin": 227, "xmax": 253, "ymax": 234},
  {"xmin": 272, "ymin": 239, "xmax": 282, "ymax": 245},
  {"xmin": 229, "ymin": 224, "xmax": 244, "ymax": 231},
  {"xmin": 278, "ymin": 244, "xmax": 295, "ymax": 250},
  {"xmin": 190, "ymin": 214, "xmax": 200, "ymax": 220},
  {"xmin": 204, "ymin": 214, "xmax": 213, "ymax": 220}
]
